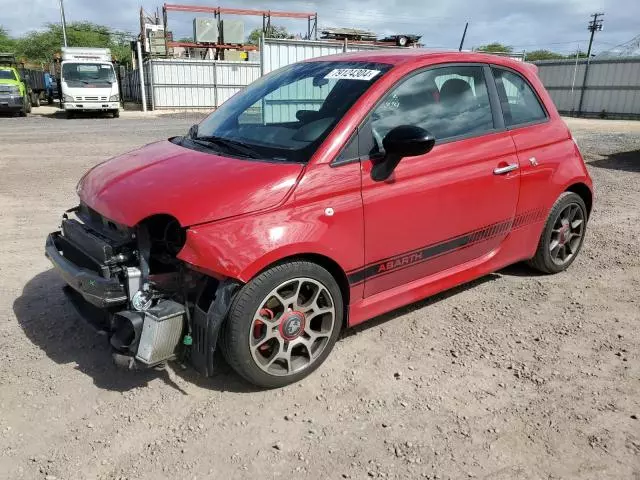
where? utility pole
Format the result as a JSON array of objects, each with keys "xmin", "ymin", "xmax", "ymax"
[
  {"xmin": 577, "ymin": 12, "xmax": 604, "ymax": 116},
  {"xmin": 58, "ymin": 0, "xmax": 68, "ymax": 47},
  {"xmin": 586, "ymin": 12, "xmax": 604, "ymax": 58},
  {"xmin": 458, "ymin": 22, "xmax": 469, "ymax": 52}
]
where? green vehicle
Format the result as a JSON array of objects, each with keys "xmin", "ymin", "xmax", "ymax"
[{"xmin": 0, "ymin": 53, "xmax": 31, "ymax": 116}]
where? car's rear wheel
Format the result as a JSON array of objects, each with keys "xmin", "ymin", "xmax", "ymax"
[
  {"xmin": 528, "ymin": 192, "xmax": 587, "ymax": 274},
  {"xmin": 221, "ymin": 261, "xmax": 343, "ymax": 388}
]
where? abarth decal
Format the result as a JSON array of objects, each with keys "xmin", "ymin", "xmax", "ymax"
[{"xmin": 347, "ymin": 208, "xmax": 546, "ymax": 286}]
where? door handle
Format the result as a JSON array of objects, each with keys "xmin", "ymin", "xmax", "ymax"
[{"xmin": 493, "ymin": 163, "xmax": 519, "ymax": 175}]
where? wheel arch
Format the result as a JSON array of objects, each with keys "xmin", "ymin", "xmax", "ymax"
[
  {"xmin": 245, "ymin": 252, "xmax": 351, "ymax": 329},
  {"xmin": 565, "ymin": 182, "xmax": 593, "ymax": 218}
]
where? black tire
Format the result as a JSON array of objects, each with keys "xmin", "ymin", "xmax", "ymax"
[
  {"xmin": 31, "ymin": 93, "xmax": 40, "ymax": 107},
  {"xmin": 19, "ymin": 97, "xmax": 28, "ymax": 116},
  {"xmin": 220, "ymin": 261, "xmax": 344, "ymax": 388},
  {"xmin": 528, "ymin": 192, "xmax": 588, "ymax": 274},
  {"xmin": 112, "ymin": 109, "xmax": 120, "ymax": 118},
  {"xmin": 48, "ymin": 96, "xmax": 54, "ymax": 105}
]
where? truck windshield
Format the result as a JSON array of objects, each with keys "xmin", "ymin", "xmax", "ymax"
[
  {"xmin": 0, "ymin": 69, "xmax": 16, "ymax": 80},
  {"xmin": 62, "ymin": 63, "xmax": 115, "ymax": 86},
  {"xmin": 193, "ymin": 60, "xmax": 391, "ymax": 163}
]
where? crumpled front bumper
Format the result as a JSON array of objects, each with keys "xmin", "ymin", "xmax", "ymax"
[{"xmin": 45, "ymin": 232, "xmax": 127, "ymax": 308}]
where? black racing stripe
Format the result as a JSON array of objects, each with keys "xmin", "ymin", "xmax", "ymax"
[
  {"xmin": 347, "ymin": 233, "xmax": 472, "ymax": 286},
  {"xmin": 347, "ymin": 210, "xmax": 544, "ymax": 286}
]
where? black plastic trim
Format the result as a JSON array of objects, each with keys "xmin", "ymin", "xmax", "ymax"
[{"xmin": 45, "ymin": 232, "xmax": 127, "ymax": 308}]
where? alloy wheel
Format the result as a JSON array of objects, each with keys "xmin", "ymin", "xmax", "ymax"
[
  {"xmin": 249, "ymin": 277, "xmax": 336, "ymax": 377},
  {"xmin": 549, "ymin": 203, "xmax": 585, "ymax": 266}
]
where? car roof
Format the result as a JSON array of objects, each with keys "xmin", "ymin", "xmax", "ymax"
[{"xmin": 305, "ymin": 49, "xmax": 532, "ymax": 72}]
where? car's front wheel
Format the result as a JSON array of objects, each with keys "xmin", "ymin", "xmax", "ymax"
[
  {"xmin": 221, "ymin": 261, "xmax": 343, "ymax": 388},
  {"xmin": 528, "ymin": 192, "xmax": 588, "ymax": 274}
]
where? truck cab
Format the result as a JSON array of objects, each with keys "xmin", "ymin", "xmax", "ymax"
[
  {"xmin": 60, "ymin": 47, "xmax": 120, "ymax": 118},
  {"xmin": 0, "ymin": 53, "xmax": 30, "ymax": 116}
]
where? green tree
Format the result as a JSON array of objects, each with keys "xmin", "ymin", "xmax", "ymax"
[
  {"xmin": 247, "ymin": 25, "xmax": 291, "ymax": 45},
  {"xmin": 477, "ymin": 42, "xmax": 513, "ymax": 53},
  {"xmin": 15, "ymin": 22, "xmax": 132, "ymax": 65},
  {"xmin": 0, "ymin": 26, "xmax": 16, "ymax": 52},
  {"xmin": 525, "ymin": 49, "xmax": 566, "ymax": 61}
]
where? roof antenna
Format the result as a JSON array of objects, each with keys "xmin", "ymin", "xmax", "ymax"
[{"xmin": 458, "ymin": 22, "xmax": 469, "ymax": 52}]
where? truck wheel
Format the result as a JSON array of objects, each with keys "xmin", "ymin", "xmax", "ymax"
[
  {"xmin": 527, "ymin": 192, "xmax": 588, "ymax": 274},
  {"xmin": 19, "ymin": 96, "xmax": 28, "ymax": 116},
  {"xmin": 31, "ymin": 93, "xmax": 40, "ymax": 107},
  {"xmin": 48, "ymin": 96, "xmax": 54, "ymax": 105},
  {"xmin": 112, "ymin": 109, "xmax": 120, "ymax": 118},
  {"xmin": 221, "ymin": 261, "xmax": 343, "ymax": 388}
]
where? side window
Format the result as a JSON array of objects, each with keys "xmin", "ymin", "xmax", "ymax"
[
  {"xmin": 492, "ymin": 68, "xmax": 547, "ymax": 127},
  {"xmin": 370, "ymin": 65, "xmax": 495, "ymax": 150}
]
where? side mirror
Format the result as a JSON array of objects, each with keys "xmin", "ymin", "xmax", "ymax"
[
  {"xmin": 188, "ymin": 124, "xmax": 198, "ymax": 139},
  {"xmin": 371, "ymin": 125, "xmax": 435, "ymax": 182},
  {"xmin": 383, "ymin": 125, "xmax": 436, "ymax": 158}
]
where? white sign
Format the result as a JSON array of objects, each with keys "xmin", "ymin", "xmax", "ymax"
[{"xmin": 324, "ymin": 69, "xmax": 380, "ymax": 81}]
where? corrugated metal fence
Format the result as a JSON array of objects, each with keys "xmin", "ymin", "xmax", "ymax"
[
  {"xmin": 535, "ymin": 57, "xmax": 640, "ymax": 119},
  {"xmin": 122, "ymin": 38, "xmax": 394, "ymax": 110},
  {"xmin": 260, "ymin": 37, "xmax": 394, "ymax": 75},
  {"xmin": 122, "ymin": 59, "xmax": 260, "ymax": 109}
]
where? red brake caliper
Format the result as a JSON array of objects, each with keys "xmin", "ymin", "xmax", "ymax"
[{"xmin": 256, "ymin": 308, "xmax": 274, "ymax": 352}]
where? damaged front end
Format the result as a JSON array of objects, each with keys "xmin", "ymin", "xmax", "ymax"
[{"xmin": 45, "ymin": 204, "xmax": 238, "ymax": 375}]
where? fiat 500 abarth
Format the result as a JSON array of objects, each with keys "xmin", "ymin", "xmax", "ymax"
[{"xmin": 46, "ymin": 50, "xmax": 593, "ymax": 388}]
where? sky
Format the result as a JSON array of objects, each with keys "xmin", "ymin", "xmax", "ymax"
[{"xmin": 2, "ymin": 0, "xmax": 639, "ymax": 55}]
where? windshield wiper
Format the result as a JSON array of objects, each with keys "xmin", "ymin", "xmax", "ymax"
[{"xmin": 194, "ymin": 135, "xmax": 263, "ymax": 159}]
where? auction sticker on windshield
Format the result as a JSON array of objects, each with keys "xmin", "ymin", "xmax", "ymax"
[{"xmin": 324, "ymin": 69, "xmax": 381, "ymax": 81}]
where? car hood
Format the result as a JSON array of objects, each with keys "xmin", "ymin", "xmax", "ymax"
[{"xmin": 78, "ymin": 139, "xmax": 304, "ymax": 227}]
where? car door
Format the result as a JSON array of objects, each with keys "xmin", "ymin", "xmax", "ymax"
[
  {"xmin": 491, "ymin": 66, "xmax": 567, "ymax": 220},
  {"xmin": 358, "ymin": 64, "xmax": 521, "ymax": 297}
]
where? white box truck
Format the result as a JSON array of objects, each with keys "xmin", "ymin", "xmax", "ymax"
[{"xmin": 60, "ymin": 47, "xmax": 120, "ymax": 118}]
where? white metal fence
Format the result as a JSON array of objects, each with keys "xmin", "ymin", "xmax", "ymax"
[
  {"xmin": 535, "ymin": 57, "xmax": 640, "ymax": 118},
  {"xmin": 122, "ymin": 59, "xmax": 260, "ymax": 109},
  {"xmin": 122, "ymin": 38, "xmax": 395, "ymax": 111}
]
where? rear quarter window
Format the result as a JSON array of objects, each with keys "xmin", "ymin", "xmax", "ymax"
[{"xmin": 492, "ymin": 68, "xmax": 547, "ymax": 127}]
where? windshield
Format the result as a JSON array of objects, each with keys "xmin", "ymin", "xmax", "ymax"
[
  {"xmin": 194, "ymin": 61, "xmax": 391, "ymax": 162},
  {"xmin": 0, "ymin": 69, "xmax": 16, "ymax": 81},
  {"xmin": 62, "ymin": 62, "xmax": 115, "ymax": 86}
]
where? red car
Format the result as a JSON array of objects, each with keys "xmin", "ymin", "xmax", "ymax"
[{"xmin": 46, "ymin": 50, "xmax": 593, "ymax": 387}]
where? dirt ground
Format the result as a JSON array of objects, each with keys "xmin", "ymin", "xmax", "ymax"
[{"xmin": 0, "ymin": 112, "xmax": 638, "ymax": 480}]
